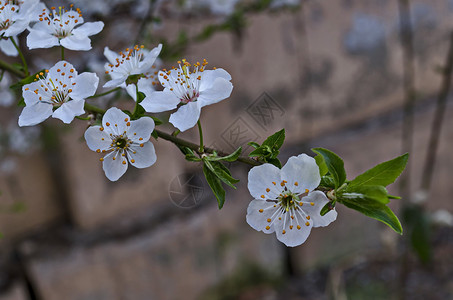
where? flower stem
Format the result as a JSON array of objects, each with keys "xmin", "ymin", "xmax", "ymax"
[
  {"xmin": 10, "ymin": 37, "xmax": 28, "ymax": 76},
  {"xmin": 197, "ymin": 120, "xmax": 204, "ymax": 153},
  {"xmin": 84, "ymin": 103, "xmax": 106, "ymax": 115},
  {"xmin": 61, "ymin": 46, "xmax": 65, "ymax": 60},
  {"xmin": 0, "ymin": 59, "xmax": 25, "ymax": 78},
  {"xmin": 87, "ymin": 87, "xmax": 121, "ymax": 99}
]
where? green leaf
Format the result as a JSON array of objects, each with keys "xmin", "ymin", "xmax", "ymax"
[
  {"xmin": 17, "ymin": 97, "xmax": 25, "ymax": 107},
  {"xmin": 341, "ymin": 200, "xmax": 403, "ymax": 234},
  {"xmin": 348, "ymin": 153, "xmax": 409, "ymax": 188},
  {"xmin": 320, "ymin": 175, "xmax": 335, "ymax": 189},
  {"xmin": 312, "ymin": 148, "xmax": 346, "ymax": 189},
  {"xmin": 208, "ymin": 147, "xmax": 242, "ymax": 162},
  {"xmin": 150, "ymin": 116, "xmax": 163, "ymax": 126},
  {"xmin": 203, "ymin": 164, "xmax": 226, "ymax": 209},
  {"xmin": 262, "ymin": 129, "xmax": 285, "ymax": 151},
  {"xmin": 248, "ymin": 146, "xmax": 271, "ymax": 157},
  {"xmin": 320, "ymin": 202, "xmax": 335, "ymax": 216},
  {"xmin": 10, "ymin": 69, "xmax": 46, "ymax": 91},
  {"xmin": 266, "ymin": 158, "xmax": 282, "ymax": 169},
  {"xmin": 341, "ymin": 185, "xmax": 390, "ymax": 205},
  {"xmin": 203, "ymin": 160, "xmax": 239, "ymax": 189},
  {"xmin": 151, "ymin": 130, "xmax": 158, "ymax": 140},
  {"xmin": 314, "ymin": 154, "xmax": 328, "ymax": 176},
  {"xmin": 247, "ymin": 142, "xmax": 260, "ymax": 149}
]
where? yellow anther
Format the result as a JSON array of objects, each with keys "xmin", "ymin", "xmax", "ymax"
[
  {"xmin": 99, "ymin": 158, "xmax": 104, "ymax": 161},
  {"xmin": 266, "ymin": 226, "xmax": 270, "ymax": 230},
  {"xmin": 96, "ymin": 149, "xmax": 100, "ymax": 153},
  {"xmin": 259, "ymin": 209, "xmax": 263, "ymax": 213},
  {"xmin": 310, "ymin": 202, "xmax": 314, "ymax": 206},
  {"xmin": 305, "ymin": 221, "xmax": 310, "ymax": 226},
  {"xmin": 297, "ymin": 225, "xmax": 301, "ymax": 230},
  {"xmin": 305, "ymin": 189, "xmax": 309, "ymax": 193},
  {"xmin": 266, "ymin": 188, "xmax": 270, "ymax": 192},
  {"xmin": 290, "ymin": 225, "xmax": 293, "ymax": 230},
  {"xmin": 290, "ymin": 215, "xmax": 294, "ymax": 219},
  {"xmin": 261, "ymin": 195, "xmax": 265, "ymax": 199},
  {"xmin": 267, "ymin": 218, "xmax": 271, "ymax": 223},
  {"xmin": 140, "ymin": 144, "xmax": 144, "ymax": 147},
  {"xmin": 272, "ymin": 181, "xmax": 276, "ymax": 185},
  {"xmin": 282, "ymin": 230, "xmax": 286, "ymax": 234},
  {"xmin": 99, "ymin": 127, "xmax": 104, "ymax": 131},
  {"xmin": 122, "ymin": 161, "xmax": 126, "ymax": 165},
  {"xmin": 131, "ymin": 159, "xmax": 135, "ymax": 163},
  {"xmin": 306, "ymin": 216, "xmax": 311, "ymax": 220},
  {"xmin": 294, "ymin": 182, "xmax": 299, "ymax": 186}
]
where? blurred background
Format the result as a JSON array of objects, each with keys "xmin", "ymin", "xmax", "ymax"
[{"xmin": 1, "ymin": 0, "xmax": 453, "ymax": 299}]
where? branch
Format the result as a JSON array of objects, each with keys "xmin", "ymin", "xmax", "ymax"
[{"xmin": 0, "ymin": 59, "xmax": 26, "ymax": 78}]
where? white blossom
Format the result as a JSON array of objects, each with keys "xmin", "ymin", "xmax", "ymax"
[
  {"xmin": 140, "ymin": 59, "xmax": 233, "ymax": 132},
  {"xmin": 0, "ymin": 0, "xmax": 43, "ymax": 56},
  {"xmin": 27, "ymin": 4, "xmax": 104, "ymax": 51},
  {"xmin": 18, "ymin": 60, "xmax": 99, "ymax": 126},
  {"xmin": 84, "ymin": 107, "xmax": 157, "ymax": 181},
  {"xmin": 103, "ymin": 44, "xmax": 162, "ymax": 88},
  {"xmin": 246, "ymin": 154, "xmax": 337, "ymax": 247}
]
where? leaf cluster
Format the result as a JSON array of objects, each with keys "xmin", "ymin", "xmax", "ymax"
[
  {"xmin": 248, "ymin": 129, "xmax": 285, "ymax": 168},
  {"xmin": 314, "ymin": 148, "xmax": 408, "ymax": 234}
]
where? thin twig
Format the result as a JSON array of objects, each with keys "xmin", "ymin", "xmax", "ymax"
[{"xmin": 420, "ymin": 31, "xmax": 453, "ymax": 191}]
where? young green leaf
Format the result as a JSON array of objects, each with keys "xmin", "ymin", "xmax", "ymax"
[
  {"xmin": 207, "ymin": 147, "xmax": 242, "ymax": 162},
  {"xmin": 203, "ymin": 160, "xmax": 239, "ymax": 189},
  {"xmin": 320, "ymin": 202, "xmax": 335, "ymax": 216},
  {"xmin": 314, "ymin": 154, "xmax": 328, "ymax": 176},
  {"xmin": 312, "ymin": 148, "xmax": 346, "ymax": 188},
  {"xmin": 248, "ymin": 142, "xmax": 260, "ymax": 149},
  {"xmin": 341, "ymin": 200, "xmax": 403, "ymax": 234},
  {"xmin": 348, "ymin": 153, "xmax": 409, "ymax": 188},
  {"xmin": 341, "ymin": 185, "xmax": 390, "ymax": 205},
  {"xmin": 262, "ymin": 129, "xmax": 285, "ymax": 151},
  {"xmin": 203, "ymin": 164, "xmax": 226, "ymax": 209},
  {"xmin": 266, "ymin": 158, "xmax": 282, "ymax": 169}
]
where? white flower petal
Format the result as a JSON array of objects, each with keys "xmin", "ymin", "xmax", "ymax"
[
  {"xmin": 198, "ymin": 77, "xmax": 233, "ymax": 107},
  {"xmin": 60, "ymin": 35, "xmax": 92, "ymax": 51},
  {"xmin": 246, "ymin": 199, "xmax": 278, "ymax": 233},
  {"xmin": 102, "ymin": 151, "xmax": 128, "ymax": 181},
  {"xmin": 18, "ymin": 102, "xmax": 52, "ymax": 126},
  {"xmin": 26, "ymin": 29, "xmax": 59, "ymax": 49},
  {"xmin": 71, "ymin": 72, "xmax": 99, "ymax": 99},
  {"xmin": 104, "ymin": 47, "xmax": 118, "ymax": 64},
  {"xmin": 84, "ymin": 126, "xmax": 111, "ymax": 151},
  {"xmin": 103, "ymin": 77, "xmax": 126, "ymax": 88},
  {"xmin": 281, "ymin": 154, "xmax": 321, "ymax": 193},
  {"xmin": 102, "ymin": 107, "xmax": 128, "ymax": 135},
  {"xmin": 138, "ymin": 44, "xmax": 162, "ymax": 72},
  {"xmin": 137, "ymin": 77, "xmax": 156, "ymax": 95},
  {"xmin": 199, "ymin": 68, "xmax": 232, "ymax": 91},
  {"xmin": 72, "ymin": 21, "xmax": 104, "ymax": 36},
  {"xmin": 274, "ymin": 210, "xmax": 313, "ymax": 247},
  {"xmin": 301, "ymin": 191, "xmax": 337, "ymax": 228},
  {"xmin": 128, "ymin": 117, "xmax": 154, "ymax": 143},
  {"xmin": 52, "ymin": 99, "xmax": 85, "ymax": 124},
  {"xmin": 0, "ymin": 37, "xmax": 18, "ymax": 56},
  {"xmin": 48, "ymin": 61, "xmax": 74, "ymax": 83},
  {"xmin": 168, "ymin": 102, "xmax": 201, "ymax": 132},
  {"xmin": 22, "ymin": 82, "xmax": 42, "ymax": 105},
  {"xmin": 126, "ymin": 84, "xmax": 138, "ymax": 101},
  {"xmin": 4, "ymin": 19, "xmax": 29, "ymax": 36},
  {"xmin": 247, "ymin": 164, "xmax": 282, "ymax": 200},
  {"xmin": 141, "ymin": 90, "xmax": 180, "ymax": 113},
  {"xmin": 127, "ymin": 142, "xmax": 157, "ymax": 168}
]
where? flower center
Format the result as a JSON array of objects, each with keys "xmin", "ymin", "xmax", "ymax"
[
  {"xmin": 278, "ymin": 192, "xmax": 300, "ymax": 212},
  {"xmin": 115, "ymin": 137, "xmax": 128, "ymax": 149},
  {"xmin": 161, "ymin": 59, "xmax": 214, "ymax": 104},
  {"xmin": 0, "ymin": 4, "xmax": 19, "ymax": 32},
  {"xmin": 105, "ymin": 45, "xmax": 146, "ymax": 75},
  {"xmin": 38, "ymin": 5, "xmax": 83, "ymax": 39}
]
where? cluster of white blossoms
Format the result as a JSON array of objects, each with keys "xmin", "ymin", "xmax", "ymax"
[
  {"xmin": 246, "ymin": 155, "xmax": 337, "ymax": 247},
  {"xmin": 9, "ymin": 1, "xmax": 336, "ymax": 247}
]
